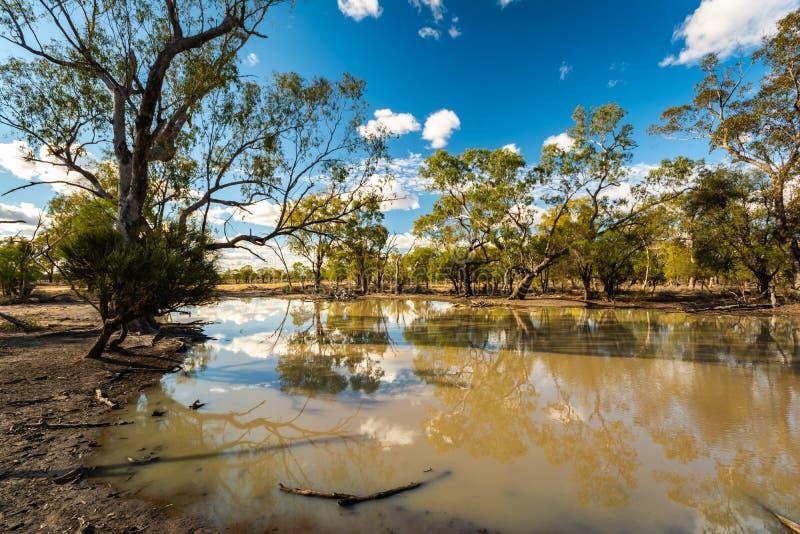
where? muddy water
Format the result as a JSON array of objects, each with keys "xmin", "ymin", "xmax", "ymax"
[{"xmin": 91, "ymin": 299, "xmax": 800, "ymax": 532}]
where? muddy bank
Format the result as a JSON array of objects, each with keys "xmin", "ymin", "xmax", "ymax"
[
  {"xmin": 0, "ymin": 302, "xmax": 212, "ymax": 533},
  {"xmin": 215, "ymin": 284, "xmax": 800, "ymax": 316}
]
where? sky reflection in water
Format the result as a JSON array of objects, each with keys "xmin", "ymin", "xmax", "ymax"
[{"xmin": 92, "ymin": 298, "xmax": 800, "ymax": 533}]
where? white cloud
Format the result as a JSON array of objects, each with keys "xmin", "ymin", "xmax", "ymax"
[
  {"xmin": 244, "ymin": 53, "xmax": 259, "ymax": 66},
  {"xmin": 498, "ymin": 0, "xmax": 516, "ymax": 7},
  {"xmin": 208, "ymin": 202, "xmax": 283, "ymax": 229},
  {"xmin": 410, "ymin": 0, "xmax": 445, "ymax": 22},
  {"xmin": 360, "ymin": 417, "xmax": 418, "ymax": 449},
  {"xmin": 502, "ymin": 143, "xmax": 521, "ymax": 155},
  {"xmin": 559, "ymin": 61, "xmax": 573, "ymax": 80},
  {"xmin": 359, "ymin": 109, "xmax": 421, "ymax": 139},
  {"xmin": 385, "ymin": 152, "xmax": 430, "ymax": 192},
  {"xmin": 0, "ymin": 202, "xmax": 48, "ymax": 237},
  {"xmin": 0, "ymin": 140, "xmax": 95, "ymax": 194},
  {"xmin": 607, "ymin": 79, "xmax": 622, "ymax": 88},
  {"xmin": 660, "ymin": 0, "xmax": 800, "ymax": 66},
  {"xmin": 338, "ymin": 0, "xmax": 383, "ymax": 21},
  {"xmin": 542, "ymin": 133, "xmax": 575, "ymax": 151},
  {"xmin": 364, "ymin": 175, "xmax": 420, "ymax": 211},
  {"xmin": 422, "ymin": 109, "xmax": 460, "ymax": 149},
  {"xmin": 418, "ymin": 26, "xmax": 440, "ymax": 39},
  {"xmin": 448, "ymin": 16, "xmax": 461, "ymax": 38},
  {"xmin": 391, "ymin": 232, "xmax": 428, "ymax": 250}
]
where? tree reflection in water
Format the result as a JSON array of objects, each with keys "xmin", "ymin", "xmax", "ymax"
[
  {"xmin": 276, "ymin": 301, "xmax": 392, "ymax": 396},
  {"xmin": 404, "ymin": 304, "xmax": 800, "ymax": 522},
  {"xmin": 96, "ymin": 299, "xmax": 800, "ymax": 531}
]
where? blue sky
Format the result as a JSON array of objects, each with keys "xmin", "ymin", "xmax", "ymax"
[{"xmin": 1, "ymin": 0, "xmax": 799, "ymax": 266}]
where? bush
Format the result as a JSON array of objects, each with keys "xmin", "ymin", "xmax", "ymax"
[{"xmin": 59, "ymin": 219, "xmax": 219, "ymax": 358}]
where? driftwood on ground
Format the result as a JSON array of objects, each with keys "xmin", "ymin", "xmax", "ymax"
[
  {"xmin": 24, "ymin": 419, "xmax": 133, "ymax": 430},
  {"xmin": 94, "ymin": 389, "xmax": 119, "ymax": 409},
  {"xmin": 0, "ymin": 311, "xmax": 33, "ymax": 331}
]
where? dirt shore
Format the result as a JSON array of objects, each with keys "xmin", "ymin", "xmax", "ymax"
[
  {"xmin": 2, "ymin": 288, "xmax": 798, "ymax": 533},
  {"xmin": 0, "ymin": 302, "xmax": 211, "ymax": 533}
]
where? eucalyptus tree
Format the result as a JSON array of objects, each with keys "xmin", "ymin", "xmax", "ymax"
[
  {"xmin": 336, "ymin": 205, "xmax": 388, "ymax": 295},
  {"xmin": 650, "ymin": 9, "xmax": 800, "ymax": 287},
  {"xmin": 508, "ymin": 104, "xmax": 638, "ymax": 299},
  {"xmin": 507, "ymin": 106, "xmax": 690, "ymax": 299},
  {"xmin": 414, "ymin": 147, "xmax": 528, "ymax": 296},
  {"xmin": 682, "ymin": 167, "xmax": 787, "ymax": 295},
  {"xmin": 0, "ymin": 0, "xmax": 288, "ymax": 239},
  {"xmin": 286, "ymin": 194, "xmax": 349, "ymax": 292},
  {"xmin": 0, "ymin": 0, "xmax": 388, "ymax": 356}
]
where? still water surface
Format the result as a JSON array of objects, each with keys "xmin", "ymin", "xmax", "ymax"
[{"xmin": 92, "ymin": 299, "xmax": 800, "ymax": 532}]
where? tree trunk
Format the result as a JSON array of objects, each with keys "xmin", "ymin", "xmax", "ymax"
[
  {"xmin": 508, "ymin": 251, "xmax": 567, "ymax": 300},
  {"xmin": 463, "ymin": 263, "xmax": 473, "ymax": 297},
  {"xmin": 87, "ymin": 320, "xmax": 119, "ymax": 359},
  {"xmin": 509, "ymin": 272, "xmax": 537, "ymax": 300},
  {"xmin": 579, "ymin": 264, "xmax": 593, "ymax": 301}
]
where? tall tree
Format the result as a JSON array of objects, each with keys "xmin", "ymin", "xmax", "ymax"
[
  {"xmin": 651, "ymin": 9, "xmax": 800, "ymax": 287},
  {"xmin": 509, "ymin": 104, "xmax": 637, "ymax": 299},
  {"xmin": 414, "ymin": 147, "xmax": 528, "ymax": 296},
  {"xmin": 0, "ymin": 0, "xmax": 286, "ymax": 239}
]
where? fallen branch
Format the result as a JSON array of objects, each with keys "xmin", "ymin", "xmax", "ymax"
[
  {"xmin": 26, "ymin": 420, "xmax": 133, "ymax": 430},
  {"xmin": 278, "ymin": 484, "xmax": 355, "ymax": 501},
  {"xmin": 53, "ymin": 466, "xmax": 93, "ymax": 485},
  {"xmin": 775, "ymin": 513, "xmax": 800, "ymax": 534},
  {"xmin": 127, "ymin": 456, "xmax": 160, "ymax": 466},
  {"xmin": 94, "ymin": 389, "xmax": 119, "ymax": 409},
  {"xmin": 0, "ymin": 311, "xmax": 33, "ymax": 331},
  {"xmin": 279, "ymin": 471, "xmax": 450, "ymax": 508},
  {"xmin": 337, "ymin": 482, "xmax": 423, "ymax": 507}
]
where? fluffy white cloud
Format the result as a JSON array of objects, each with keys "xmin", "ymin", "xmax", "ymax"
[
  {"xmin": 391, "ymin": 231, "xmax": 431, "ymax": 251},
  {"xmin": 338, "ymin": 0, "xmax": 382, "ymax": 21},
  {"xmin": 0, "ymin": 202, "xmax": 48, "ymax": 237},
  {"xmin": 502, "ymin": 143, "xmax": 521, "ymax": 154},
  {"xmin": 208, "ymin": 202, "xmax": 282, "ymax": 228},
  {"xmin": 498, "ymin": 0, "xmax": 516, "ymax": 7},
  {"xmin": 418, "ymin": 26, "xmax": 440, "ymax": 39},
  {"xmin": 422, "ymin": 109, "xmax": 460, "ymax": 149},
  {"xmin": 410, "ymin": 0, "xmax": 445, "ymax": 22},
  {"xmin": 607, "ymin": 79, "xmax": 622, "ymax": 88},
  {"xmin": 448, "ymin": 24, "xmax": 461, "ymax": 38},
  {"xmin": 542, "ymin": 132, "xmax": 575, "ymax": 150},
  {"xmin": 0, "ymin": 140, "xmax": 95, "ymax": 194},
  {"xmin": 244, "ymin": 52, "xmax": 259, "ymax": 66},
  {"xmin": 384, "ymin": 152, "xmax": 430, "ymax": 192},
  {"xmin": 364, "ymin": 175, "xmax": 420, "ymax": 211},
  {"xmin": 359, "ymin": 109, "xmax": 421, "ymax": 139},
  {"xmin": 559, "ymin": 61, "xmax": 572, "ymax": 80},
  {"xmin": 661, "ymin": 0, "xmax": 800, "ymax": 66}
]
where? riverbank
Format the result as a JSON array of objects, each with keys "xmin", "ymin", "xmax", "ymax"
[
  {"xmin": 0, "ymin": 302, "xmax": 211, "ymax": 533},
  {"xmin": 2, "ymin": 288, "xmax": 799, "ymax": 532}
]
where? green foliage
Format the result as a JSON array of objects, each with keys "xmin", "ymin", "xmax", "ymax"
[
  {"xmin": 681, "ymin": 167, "xmax": 786, "ymax": 292},
  {"xmin": 58, "ymin": 214, "xmax": 219, "ymax": 326},
  {"xmin": 0, "ymin": 237, "xmax": 44, "ymax": 297}
]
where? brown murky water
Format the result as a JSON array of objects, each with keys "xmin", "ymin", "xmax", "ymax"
[{"xmin": 91, "ymin": 299, "xmax": 800, "ymax": 532}]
